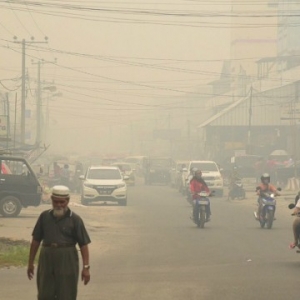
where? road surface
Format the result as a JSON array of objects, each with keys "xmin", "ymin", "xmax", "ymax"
[{"xmin": 0, "ymin": 180, "xmax": 298, "ymax": 299}]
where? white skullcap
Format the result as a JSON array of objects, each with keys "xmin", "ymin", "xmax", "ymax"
[{"xmin": 51, "ymin": 185, "xmax": 70, "ymax": 198}]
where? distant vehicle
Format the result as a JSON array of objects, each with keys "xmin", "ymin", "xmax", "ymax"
[
  {"xmin": 112, "ymin": 162, "xmax": 135, "ymax": 185},
  {"xmin": 47, "ymin": 160, "xmax": 84, "ymax": 193},
  {"xmin": 80, "ymin": 166, "xmax": 128, "ymax": 206},
  {"xmin": 222, "ymin": 155, "xmax": 263, "ymax": 181},
  {"xmin": 124, "ymin": 156, "xmax": 147, "ymax": 177},
  {"xmin": 276, "ymin": 161, "xmax": 300, "ymax": 185},
  {"xmin": 145, "ymin": 157, "xmax": 173, "ymax": 185},
  {"xmin": 228, "ymin": 179, "xmax": 245, "ymax": 200},
  {"xmin": 170, "ymin": 160, "xmax": 189, "ymax": 188},
  {"xmin": 191, "ymin": 191, "xmax": 211, "ymax": 228},
  {"xmin": 0, "ymin": 156, "xmax": 42, "ymax": 217},
  {"xmin": 254, "ymin": 188, "xmax": 280, "ymax": 229},
  {"xmin": 186, "ymin": 161, "xmax": 224, "ymax": 196}
]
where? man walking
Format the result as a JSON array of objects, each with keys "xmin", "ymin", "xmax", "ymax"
[{"xmin": 27, "ymin": 185, "xmax": 91, "ymax": 300}]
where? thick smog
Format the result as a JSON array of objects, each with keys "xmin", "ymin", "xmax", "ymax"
[{"xmin": 0, "ymin": 1, "xmax": 300, "ymax": 300}]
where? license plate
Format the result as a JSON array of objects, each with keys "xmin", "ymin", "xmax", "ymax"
[
  {"xmin": 99, "ymin": 190, "xmax": 110, "ymax": 195},
  {"xmin": 198, "ymin": 200, "xmax": 209, "ymax": 205},
  {"xmin": 267, "ymin": 206, "xmax": 274, "ymax": 210}
]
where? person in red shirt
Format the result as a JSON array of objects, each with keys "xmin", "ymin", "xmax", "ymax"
[
  {"xmin": 255, "ymin": 173, "xmax": 280, "ymax": 220},
  {"xmin": 190, "ymin": 170, "xmax": 211, "ymax": 222}
]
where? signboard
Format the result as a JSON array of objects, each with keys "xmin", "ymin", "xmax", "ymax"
[
  {"xmin": 280, "ymin": 103, "xmax": 300, "ymax": 121},
  {"xmin": 0, "ymin": 116, "xmax": 8, "ymax": 137}
]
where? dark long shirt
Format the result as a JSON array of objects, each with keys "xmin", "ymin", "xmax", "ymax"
[{"xmin": 32, "ymin": 209, "xmax": 91, "ymax": 247}]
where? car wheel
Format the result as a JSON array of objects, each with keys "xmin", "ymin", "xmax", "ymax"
[
  {"xmin": 119, "ymin": 198, "xmax": 127, "ymax": 206},
  {"xmin": 0, "ymin": 196, "xmax": 22, "ymax": 217}
]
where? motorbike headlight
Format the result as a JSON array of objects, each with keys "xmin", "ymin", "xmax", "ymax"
[{"xmin": 117, "ymin": 183, "xmax": 126, "ymax": 188}]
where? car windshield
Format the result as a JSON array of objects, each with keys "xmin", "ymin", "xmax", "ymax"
[
  {"xmin": 87, "ymin": 169, "xmax": 122, "ymax": 180},
  {"xmin": 150, "ymin": 159, "xmax": 171, "ymax": 167},
  {"xmin": 115, "ymin": 164, "xmax": 131, "ymax": 171},
  {"xmin": 190, "ymin": 162, "xmax": 218, "ymax": 172}
]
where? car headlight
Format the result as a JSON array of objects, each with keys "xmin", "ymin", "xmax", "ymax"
[
  {"xmin": 117, "ymin": 183, "xmax": 126, "ymax": 188},
  {"xmin": 84, "ymin": 183, "xmax": 94, "ymax": 188}
]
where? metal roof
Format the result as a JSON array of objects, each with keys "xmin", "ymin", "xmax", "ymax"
[
  {"xmin": 198, "ymin": 84, "xmax": 295, "ymax": 128},
  {"xmin": 198, "ymin": 97, "xmax": 246, "ymax": 128}
]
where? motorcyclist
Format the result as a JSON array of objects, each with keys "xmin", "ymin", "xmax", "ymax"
[
  {"xmin": 187, "ymin": 167, "xmax": 197, "ymax": 183},
  {"xmin": 229, "ymin": 166, "xmax": 241, "ymax": 190},
  {"xmin": 289, "ymin": 192, "xmax": 300, "ymax": 249},
  {"xmin": 190, "ymin": 169, "xmax": 211, "ymax": 222},
  {"xmin": 185, "ymin": 167, "xmax": 198, "ymax": 197},
  {"xmin": 255, "ymin": 173, "xmax": 280, "ymax": 220}
]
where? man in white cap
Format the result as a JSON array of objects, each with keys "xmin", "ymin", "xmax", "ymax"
[{"xmin": 27, "ymin": 185, "xmax": 91, "ymax": 300}]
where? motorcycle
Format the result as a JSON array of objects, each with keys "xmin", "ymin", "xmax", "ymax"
[
  {"xmin": 228, "ymin": 179, "xmax": 245, "ymax": 200},
  {"xmin": 288, "ymin": 202, "xmax": 300, "ymax": 253},
  {"xmin": 191, "ymin": 191, "xmax": 211, "ymax": 228},
  {"xmin": 254, "ymin": 191, "xmax": 277, "ymax": 229}
]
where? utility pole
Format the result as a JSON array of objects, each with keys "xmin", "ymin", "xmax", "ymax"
[
  {"xmin": 14, "ymin": 93, "xmax": 17, "ymax": 149},
  {"xmin": 36, "ymin": 60, "xmax": 41, "ymax": 146},
  {"xmin": 13, "ymin": 36, "xmax": 48, "ymax": 144},
  {"xmin": 32, "ymin": 59, "xmax": 57, "ymax": 146},
  {"xmin": 5, "ymin": 93, "xmax": 10, "ymax": 150},
  {"xmin": 187, "ymin": 119, "xmax": 191, "ymax": 159},
  {"xmin": 247, "ymin": 86, "xmax": 253, "ymax": 154}
]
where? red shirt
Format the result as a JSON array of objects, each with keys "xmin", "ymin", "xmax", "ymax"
[{"xmin": 190, "ymin": 178, "xmax": 210, "ymax": 199}]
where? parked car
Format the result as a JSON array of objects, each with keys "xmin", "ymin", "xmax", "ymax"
[
  {"xmin": 112, "ymin": 162, "xmax": 135, "ymax": 185},
  {"xmin": 80, "ymin": 166, "xmax": 128, "ymax": 206},
  {"xmin": 0, "ymin": 156, "xmax": 42, "ymax": 217},
  {"xmin": 144, "ymin": 157, "xmax": 173, "ymax": 185},
  {"xmin": 170, "ymin": 160, "xmax": 189, "ymax": 188},
  {"xmin": 186, "ymin": 161, "xmax": 224, "ymax": 196}
]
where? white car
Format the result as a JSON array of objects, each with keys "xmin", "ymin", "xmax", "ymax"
[
  {"xmin": 80, "ymin": 166, "xmax": 128, "ymax": 206},
  {"xmin": 186, "ymin": 161, "xmax": 224, "ymax": 196}
]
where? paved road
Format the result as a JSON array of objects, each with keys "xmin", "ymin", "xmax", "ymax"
[{"xmin": 0, "ymin": 181, "xmax": 299, "ymax": 299}]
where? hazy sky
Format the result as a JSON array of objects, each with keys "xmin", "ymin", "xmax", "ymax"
[{"xmin": 0, "ymin": 0, "xmax": 233, "ymax": 154}]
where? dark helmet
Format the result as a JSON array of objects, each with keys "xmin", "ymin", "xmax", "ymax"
[
  {"xmin": 195, "ymin": 169, "xmax": 202, "ymax": 177},
  {"xmin": 261, "ymin": 173, "xmax": 270, "ymax": 183}
]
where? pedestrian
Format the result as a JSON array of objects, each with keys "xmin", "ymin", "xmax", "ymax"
[
  {"xmin": 27, "ymin": 185, "xmax": 91, "ymax": 300},
  {"xmin": 60, "ymin": 164, "xmax": 70, "ymax": 188}
]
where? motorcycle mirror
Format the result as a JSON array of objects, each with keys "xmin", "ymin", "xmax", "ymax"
[
  {"xmin": 277, "ymin": 187, "xmax": 282, "ymax": 191},
  {"xmin": 288, "ymin": 203, "xmax": 296, "ymax": 209},
  {"xmin": 255, "ymin": 186, "xmax": 261, "ymax": 191}
]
